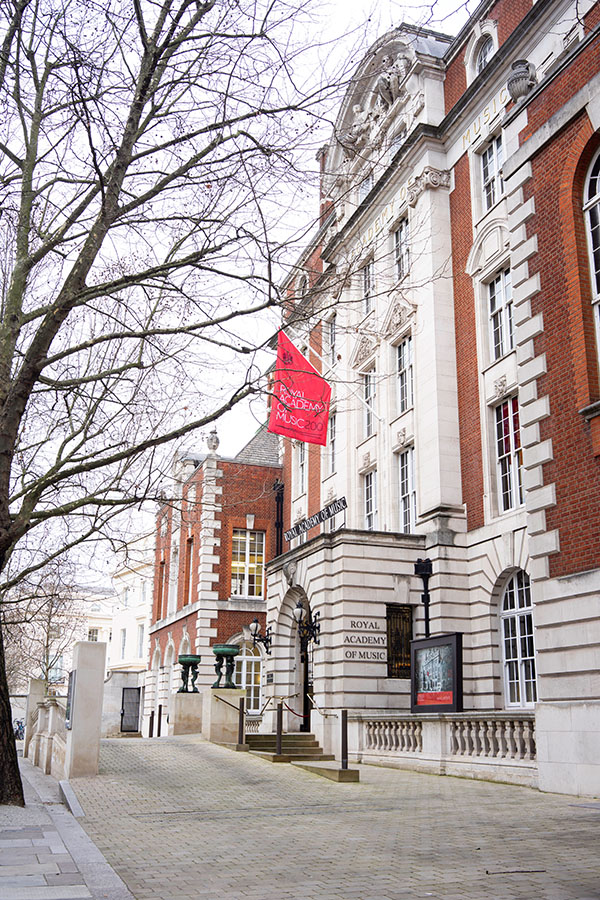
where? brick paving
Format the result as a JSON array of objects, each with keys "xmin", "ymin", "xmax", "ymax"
[{"xmin": 70, "ymin": 736, "xmax": 600, "ymax": 900}]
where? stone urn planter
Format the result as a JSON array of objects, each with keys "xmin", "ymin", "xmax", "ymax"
[
  {"xmin": 507, "ymin": 59, "xmax": 537, "ymax": 103},
  {"xmin": 177, "ymin": 654, "xmax": 202, "ymax": 693},
  {"xmin": 211, "ymin": 644, "xmax": 240, "ymax": 689}
]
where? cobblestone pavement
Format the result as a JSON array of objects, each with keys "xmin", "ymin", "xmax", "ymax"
[{"xmin": 70, "ymin": 736, "xmax": 600, "ymax": 900}]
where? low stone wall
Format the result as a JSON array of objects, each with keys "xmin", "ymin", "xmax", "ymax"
[
  {"xmin": 26, "ymin": 698, "xmax": 68, "ymax": 780},
  {"xmin": 350, "ymin": 712, "xmax": 537, "ymax": 788}
]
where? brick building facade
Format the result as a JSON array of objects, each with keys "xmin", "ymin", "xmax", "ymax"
[
  {"xmin": 144, "ymin": 427, "xmax": 282, "ymax": 734},
  {"xmin": 263, "ymin": 0, "xmax": 600, "ymax": 796}
]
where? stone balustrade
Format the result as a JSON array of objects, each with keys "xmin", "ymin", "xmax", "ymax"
[{"xmin": 350, "ymin": 712, "xmax": 537, "ymax": 787}]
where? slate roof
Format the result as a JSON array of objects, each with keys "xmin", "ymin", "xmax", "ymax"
[{"xmin": 235, "ymin": 425, "xmax": 281, "ymax": 467}]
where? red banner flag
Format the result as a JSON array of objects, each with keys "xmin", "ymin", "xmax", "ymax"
[{"xmin": 267, "ymin": 331, "xmax": 331, "ymax": 446}]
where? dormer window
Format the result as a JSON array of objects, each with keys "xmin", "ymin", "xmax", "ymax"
[{"xmin": 476, "ymin": 36, "xmax": 494, "ymax": 74}]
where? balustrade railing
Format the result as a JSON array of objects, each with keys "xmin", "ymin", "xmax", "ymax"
[
  {"xmin": 245, "ymin": 716, "xmax": 262, "ymax": 734},
  {"xmin": 365, "ymin": 718, "xmax": 423, "ymax": 753},
  {"xmin": 449, "ymin": 715, "xmax": 535, "ymax": 761}
]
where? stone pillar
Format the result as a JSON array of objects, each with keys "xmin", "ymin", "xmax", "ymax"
[
  {"xmin": 64, "ymin": 641, "xmax": 106, "ymax": 778},
  {"xmin": 202, "ymin": 688, "xmax": 245, "ymax": 745},
  {"xmin": 170, "ymin": 693, "xmax": 204, "ymax": 735},
  {"xmin": 24, "ymin": 677, "xmax": 45, "ymax": 757}
]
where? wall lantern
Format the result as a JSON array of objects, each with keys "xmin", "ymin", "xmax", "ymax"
[
  {"xmin": 249, "ymin": 617, "xmax": 272, "ymax": 655},
  {"xmin": 293, "ymin": 599, "xmax": 320, "ymax": 649}
]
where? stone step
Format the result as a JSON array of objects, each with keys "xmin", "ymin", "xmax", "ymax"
[
  {"xmin": 290, "ymin": 760, "xmax": 360, "ymax": 782},
  {"xmin": 249, "ymin": 750, "xmax": 337, "ymax": 764}
]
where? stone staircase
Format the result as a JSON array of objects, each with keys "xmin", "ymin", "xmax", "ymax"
[{"xmin": 245, "ymin": 732, "xmax": 335, "ymax": 763}]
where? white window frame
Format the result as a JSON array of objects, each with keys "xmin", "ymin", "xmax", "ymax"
[
  {"xmin": 358, "ymin": 172, "xmax": 373, "ymax": 204},
  {"xmin": 136, "ymin": 624, "xmax": 145, "ymax": 659},
  {"xmin": 231, "ymin": 528, "xmax": 265, "ymax": 598},
  {"xmin": 362, "ymin": 260, "xmax": 374, "ymax": 316},
  {"xmin": 87, "ymin": 628, "xmax": 99, "ymax": 642},
  {"xmin": 328, "ymin": 413, "xmax": 336, "ymax": 475},
  {"xmin": 481, "ymin": 135, "xmax": 504, "ymax": 212},
  {"xmin": 120, "ymin": 628, "xmax": 127, "ymax": 660},
  {"xmin": 328, "ymin": 313, "xmax": 337, "ymax": 366},
  {"xmin": 488, "ymin": 268, "xmax": 513, "ymax": 360},
  {"xmin": 398, "ymin": 446, "xmax": 416, "ymax": 533},
  {"xmin": 364, "ymin": 470, "xmax": 377, "ymax": 530},
  {"xmin": 583, "ymin": 149, "xmax": 600, "ymax": 367},
  {"xmin": 234, "ymin": 641, "xmax": 263, "ymax": 714},
  {"xmin": 476, "ymin": 36, "xmax": 494, "ymax": 74},
  {"xmin": 394, "ymin": 218, "xmax": 410, "ymax": 281},
  {"xmin": 494, "ymin": 396, "xmax": 523, "ymax": 513},
  {"xmin": 363, "ymin": 370, "xmax": 376, "ymax": 437},
  {"xmin": 396, "ymin": 335, "xmax": 413, "ymax": 414},
  {"xmin": 297, "ymin": 442, "xmax": 306, "ymax": 495},
  {"xmin": 500, "ymin": 571, "xmax": 537, "ymax": 708}
]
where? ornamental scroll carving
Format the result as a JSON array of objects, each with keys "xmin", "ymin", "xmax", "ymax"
[
  {"xmin": 383, "ymin": 301, "xmax": 414, "ymax": 338},
  {"xmin": 351, "ymin": 335, "xmax": 378, "ymax": 369},
  {"xmin": 407, "ymin": 167, "xmax": 451, "ymax": 207}
]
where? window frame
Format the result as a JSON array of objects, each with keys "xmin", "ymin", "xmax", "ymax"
[
  {"xmin": 328, "ymin": 312, "xmax": 337, "ymax": 366},
  {"xmin": 362, "ymin": 259, "xmax": 374, "ymax": 316},
  {"xmin": 476, "ymin": 35, "xmax": 494, "ymax": 74},
  {"xmin": 328, "ymin": 412, "xmax": 336, "ymax": 475},
  {"xmin": 500, "ymin": 570, "xmax": 537, "ymax": 709},
  {"xmin": 494, "ymin": 396, "xmax": 523, "ymax": 513},
  {"xmin": 363, "ymin": 369, "xmax": 376, "ymax": 438},
  {"xmin": 230, "ymin": 528, "xmax": 266, "ymax": 598},
  {"xmin": 583, "ymin": 149, "xmax": 600, "ymax": 368},
  {"xmin": 488, "ymin": 268, "xmax": 513, "ymax": 361},
  {"xmin": 398, "ymin": 445, "xmax": 417, "ymax": 533},
  {"xmin": 481, "ymin": 134, "xmax": 504, "ymax": 212},
  {"xmin": 234, "ymin": 641, "xmax": 263, "ymax": 714},
  {"xmin": 364, "ymin": 469, "xmax": 377, "ymax": 530},
  {"xmin": 394, "ymin": 218, "xmax": 410, "ymax": 282},
  {"xmin": 396, "ymin": 334, "xmax": 413, "ymax": 414}
]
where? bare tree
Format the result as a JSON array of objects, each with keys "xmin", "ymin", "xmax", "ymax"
[
  {"xmin": 3, "ymin": 565, "xmax": 86, "ymax": 695},
  {"xmin": 0, "ymin": 0, "xmax": 353, "ymax": 804}
]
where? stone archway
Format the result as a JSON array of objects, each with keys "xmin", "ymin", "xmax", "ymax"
[{"xmin": 275, "ymin": 585, "xmax": 315, "ymax": 733}]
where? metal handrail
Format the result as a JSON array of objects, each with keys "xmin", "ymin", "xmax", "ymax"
[
  {"xmin": 308, "ymin": 694, "xmax": 339, "ymax": 719},
  {"xmin": 259, "ymin": 692, "xmax": 299, "ymax": 716}
]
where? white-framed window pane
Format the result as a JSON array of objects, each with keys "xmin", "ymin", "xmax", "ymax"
[
  {"xmin": 394, "ymin": 218, "xmax": 410, "ymax": 280},
  {"xmin": 501, "ymin": 571, "xmax": 536, "ymax": 708},
  {"xmin": 399, "ymin": 447, "xmax": 416, "ymax": 533},
  {"xmin": 476, "ymin": 36, "xmax": 493, "ymax": 73},
  {"xmin": 583, "ymin": 151, "xmax": 600, "ymax": 364},
  {"xmin": 495, "ymin": 397, "xmax": 523, "ymax": 512},
  {"xmin": 297, "ymin": 442, "xmax": 306, "ymax": 494},
  {"xmin": 397, "ymin": 336, "xmax": 413, "ymax": 413},
  {"xmin": 364, "ymin": 371, "xmax": 376, "ymax": 437},
  {"xmin": 364, "ymin": 470, "xmax": 377, "ymax": 530},
  {"xmin": 87, "ymin": 628, "xmax": 99, "ymax": 642},
  {"xmin": 231, "ymin": 529, "xmax": 265, "ymax": 598},
  {"xmin": 120, "ymin": 629, "xmax": 127, "ymax": 659},
  {"xmin": 137, "ymin": 624, "xmax": 144, "ymax": 658},
  {"xmin": 329, "ymin": 413, "xmax": 336, "ymax": 474},
  {"xmin": 329, "ymin": 313, "xmax": 337, "ymax": 365},
  {"xmin": 489, "ymin": 269, "xmax": 513, "ymax": 359},
  {"xmin": 234, "ymin": 642, "xmax": 263, "ymax": 714},
  {"xmin": 358, "ymin": 172, "xmax": 373, "ymax": 203},
  {"xmin": 362, "ymin": 260, "xmax": 374, "ymax": 315},
  {"xmin": 482, "ymin": 135, "xmax": 504, "ymax": 211}
]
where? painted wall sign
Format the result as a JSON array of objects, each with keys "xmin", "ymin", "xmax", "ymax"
[
  {"xmin": 461, "ymin": 86, "xmax": 510, "ymax": 151},
  {"xmin": 343, "ymin": 618, "xmax": 387, "ymax": 661}
]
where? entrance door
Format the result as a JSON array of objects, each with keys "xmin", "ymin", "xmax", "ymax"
[
  {"xmin": 121, "ymin": 687, "xmax": 141, "ymax": 732},
  {"xmin": 300, "ymin": 645, "xmax": 312, "ymax": 733}
]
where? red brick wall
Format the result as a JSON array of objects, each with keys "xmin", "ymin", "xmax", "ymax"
[
  {"xmin": 523, "ymin": 109, "xmax": 600, "ymax": 578},
  {"xmin": 210, "ymin": 610, "xmax": 266, "ymax": 646},
  {"xmin": 216, "ymin": 459, "xmax": 282, "ymax": 600},
  {"xmin": 450, "ymin": 153, "xmax": 485, "ymax": 530},
  {"xmin": 520, "ymin": 34, "xmax": 600, "ymax": 141},
  {"xmin": 444, "ymin": 45, "xmax": 467, "ymax": 115},
  {"xmin": 152, "ymin": 613, "xmax": 197, "ymax": 665}
]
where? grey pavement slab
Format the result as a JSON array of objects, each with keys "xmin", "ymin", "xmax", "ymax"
[{"xmin": 67, "ymin": 735, "xmax": 600, "ymax": 900}]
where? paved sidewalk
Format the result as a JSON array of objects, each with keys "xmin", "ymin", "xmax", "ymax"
[
  {"xmin": 0, "ymin": 753, "xmax": 134, "ymax": 900},
  {"xmin": 70, "ymin": 736, "xmax": 600, "ymax": 900}
]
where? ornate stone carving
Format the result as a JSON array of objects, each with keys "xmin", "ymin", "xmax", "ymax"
[
  {"xmin": 363, "ymin": 452, "xmax": 371, "ymax": 469},
  {"xmin": 396, "ymin": 428, "xmax": 407, "ymax": 448},
  {"xmin": 326, "ymin": 487, "xmax": 335, "ymax": 502},
  {"xmin": 206, "ymin": 428, "xmax": 220, "ymax": 453},
  {"xmin": 507, "ymin": 59, "xmax": 537, "ymax": 103},
  {"xmin": 337, "ymin": 104, "xmax": 372, "ymax": 159},
  {"xmin": 494, "ymin": 375, "xmax": 508, "ymax": 399},
  {"xmin": 384, "ymin": 302, "xmax": 409, "ymax": 337},
  {"xmin": 408, "ymin": 167, "xmax": 451, "ymax": 207},
  {"xmin": 283, "ymin": 560, "xmax": 297, "ymax": 587},
  {"xmin": 351, "ymin": 334, "xmax": 377, "ymax": 369},
  {"xmin": 373, "ymin": 52, "xmax": 412, "ymax": 110}
]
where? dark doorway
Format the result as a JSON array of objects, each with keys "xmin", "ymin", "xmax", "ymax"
[
  {"xmin": 300, "ymin": 644, "xmax": 312, "ymax": 732},
  {"xmin": 120, "ymin": 687, "xmax": 141, "ymax": 732}
]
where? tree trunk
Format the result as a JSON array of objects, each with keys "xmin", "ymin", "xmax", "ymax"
[{"xmin": 0, "ymin": 621, "xmax": 25, "ymax": 805}]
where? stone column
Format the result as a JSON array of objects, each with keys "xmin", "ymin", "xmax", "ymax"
[{"xmin": 64, "ymin": 641, "xmax": 106, "ymax": 778}]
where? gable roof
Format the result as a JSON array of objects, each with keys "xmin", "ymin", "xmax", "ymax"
[{"xmin": 235, "ymin": 425, "xmax": 281, "ymax": 467}]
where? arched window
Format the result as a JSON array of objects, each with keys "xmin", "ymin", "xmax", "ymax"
[
  {"xmin": 583, "ymin": 149, "xmax": 600, "ymax": 363},
  {"xmin": 476, "ymin": 36, "xmax": 494, "ymax": 74},
  {"xmin": 500, "ymin": 571, "xmax": 537, "ymax": 708},
  {"xmin": 234, "ymin": 641, "xmax": 263, "ymax": 714}
]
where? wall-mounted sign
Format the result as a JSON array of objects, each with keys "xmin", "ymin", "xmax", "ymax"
[
  {"xmin": 411, "ymin": 633, "xmax": 462, "ymax": 713},
  {"xmin": 285, "ymin": 496, "xmax": 347, "ymax": 542},
  {"xmin": 343, "ymin": 618, "xmax": 387, "ymax": 662},
  {"xmin": 65, "ymin": 669, "xmax": 76, "ymax": 730}
]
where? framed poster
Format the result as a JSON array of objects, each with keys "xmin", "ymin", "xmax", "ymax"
[{"xmin": 411, "ymin": 633, "xmax": 462, "ymax": 713}]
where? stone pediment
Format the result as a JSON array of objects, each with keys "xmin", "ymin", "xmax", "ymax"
[
  {"xmin": 350, "ymin": 334, "xmax": 378, "ymax": 369},
  {"xmin": 382, "ymin": 297, "xmax": 416, "ymax": 339}
]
